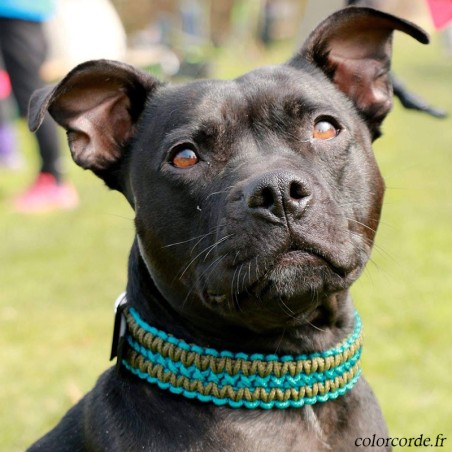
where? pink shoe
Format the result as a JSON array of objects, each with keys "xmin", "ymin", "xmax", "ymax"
[{"xmin": 14, "ymin": 173, "xmax": 79, "ymax": 213}]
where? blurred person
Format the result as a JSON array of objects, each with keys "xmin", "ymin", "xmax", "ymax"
[
  {"xmin": 0, "ymin": 64, "xmax": 21, "ymax": 169},
  {"xmin": 297, "ymin": 0, "xmax": 447, "ymax": 118},
  {"xmin": 426, "ymin": 0, "xmax": 452, "ymax": 55},
  {"xmin": 348, "ymin": 0, "xmax": 447, "ymax": 118},
  {"xmin": 0, "ymin": 0, "xmax": 78, "ymax": 213},
  {"xmin": 42, "ymin": 0, "xmax": 126, "ymax": 79}
]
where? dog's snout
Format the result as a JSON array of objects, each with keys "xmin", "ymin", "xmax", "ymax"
[{"xmin": 246, "ymin": 172, "xmax": 310, "ymax": 220}]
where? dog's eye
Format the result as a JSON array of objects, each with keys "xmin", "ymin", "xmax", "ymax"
[
  {"xmin": 312, "ymin": 120, "xmax": 338, "ymax": 140},
  {"xmin": 171, "ymin": 148, "xmax": 199, "ymax": 168}
]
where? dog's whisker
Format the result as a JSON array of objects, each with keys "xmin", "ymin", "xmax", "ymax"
[
  {"xmin": 232, "ymin": 250, "xmax": 241, "ymax": 266},
  {"xmin": 234, "ymin": 265, "xmax": 245, "ymax": 312},
  {"xmin": 307, "ymin": 321, "xmax": 327, "ymax": 333},
  {"xmin": 200, "ymin": 253, "xmax": 229, "ymax": 282},
  {"xmin": 163, "ymin": 230, "xmax": 218, "ymax": 248},
  {"xmin": 230, "ymin": 265, "xmax": 239, "ymax": 297},
  {"xmin": 273, "ymin": 328, "xmax": 287, "ymax": 354},
  {"xmin": 203, "ymin": 234, "xmax": 234, "ymax": 261},
  {"xmin": 230, "ymin": 266, "xmax": 240, "ymax": 312},
  {"xmin": 343, "ymin": 217, "xmax": 378, "ymax": 235},
  {"xmin": 189, "ymin": 225, "xmax": 224, "ymax": 254},
  {"xmin": 104, "ymin": 213, "xmax": 135, "ymax": 223},
  {"xmin": 181, "ymin": 287, "xmax": 195, "ymax": 311},
  {"xmin": 348, "ymin": 229, "xmax": 395, "ymax": 263},
  {"xmin": 179, "ymin": 234, "xmax": 233, "ymax": 280},
  {"xmin": 204, "ymin": 185, "xmax": 235, "ymax": 201},
  {"xmin": 236, "ymin": 263, "xmax": 245, "ymax": 295},
  {"xmin": 366, "ymin": 257, "xmax": 383, "ymax": 273},
  {"xmin": 254, "ymin": 257, "xmax": 260, "ymax": 282},
  {"xmin": 241, "ymin": 264, "xmax": 250, "ymax": 291},
  {"xmin": 181, "ymin": 254, "xmax": 232, "ymax": 309},
  {"xmin": 278, "ymin": 296, "xmax": 296, "ymax": 318}
]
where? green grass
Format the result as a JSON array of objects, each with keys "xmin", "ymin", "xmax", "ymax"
[
  {"xmin": 354, "ymin": 34, "xmax": 452, "ymax": 442},
  {"xmin": 1, "ymin": 35, "xmax": 451, "ymax": 450}
]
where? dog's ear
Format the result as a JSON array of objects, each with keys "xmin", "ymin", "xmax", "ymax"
[
  {"xmin": 290, "ymin": 6, "xmax": 428, "ymax": 139},
  {"xmin": 28, "ymin": 59, "xmax": 161, "ymax": 192}
]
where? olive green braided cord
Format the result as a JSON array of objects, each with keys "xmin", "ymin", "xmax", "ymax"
[{"xmin": 121, "ymin": 306, "xmax": 363, "ymax": 409}]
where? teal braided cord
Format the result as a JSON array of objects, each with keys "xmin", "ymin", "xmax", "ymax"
[
  {"xmin": 126, "ymin": 335, "xmax": 362, "ymax": 389},
  {"xmin": 128, "ymin": 307, "xmax": 361, "ymax": 361},
  {"xmin": 122, "ymin": 360, "xmax": 362, "ymax": 410}
]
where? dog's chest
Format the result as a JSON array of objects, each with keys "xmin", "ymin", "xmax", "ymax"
[{"xmin": 219, "ymin": 407, "xmax": 331, "ymax": 452}]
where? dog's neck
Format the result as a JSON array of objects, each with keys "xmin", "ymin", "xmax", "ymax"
[{"xmin": 126, "ymin": 239, "xmax": 356, "ymax": 356}]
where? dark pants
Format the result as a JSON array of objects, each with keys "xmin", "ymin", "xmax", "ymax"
[{"xmin": 0, "ymin": 18, "xmax": 61, "ymax": 180}]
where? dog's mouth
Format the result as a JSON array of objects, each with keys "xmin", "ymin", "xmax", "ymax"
[
  {"xmin": 201, "ymin": 246, "xmax": 360, "ymax": 320},
  {"xmin": 273, "ymin": 248, "xmax": 348, "ymax": 277}
]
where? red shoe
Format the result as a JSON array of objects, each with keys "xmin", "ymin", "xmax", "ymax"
[{"xmin": 14, "ymin": 173, "xmax": 79, "ymax": 213}]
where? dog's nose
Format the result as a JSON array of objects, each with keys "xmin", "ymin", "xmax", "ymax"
[{"xmin": 246, "ymin": 172, "xmax": 311, "ymax": 221}]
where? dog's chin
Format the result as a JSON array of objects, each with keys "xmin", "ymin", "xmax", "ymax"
[{"xmin": 201, "ymin": 251, "xmax": 361, "ymax": 328}]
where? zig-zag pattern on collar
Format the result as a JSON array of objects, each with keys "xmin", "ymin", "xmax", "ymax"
[{"xmin": 120, "ymin": 306, "xmax": 362, "ymax": 409}]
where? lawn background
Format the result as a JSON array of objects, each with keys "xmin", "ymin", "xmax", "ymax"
[{"xmin": 1, "ymin": 32, "xmax": 451, "ymax": 450}]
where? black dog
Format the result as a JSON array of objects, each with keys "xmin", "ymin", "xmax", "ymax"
[{"xmin": 27, "ymin": 7, "xmax": 427, "ymax": 451}]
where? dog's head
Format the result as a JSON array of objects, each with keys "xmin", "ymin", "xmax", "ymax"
[{"xmin": 29, "ymin": 8, "xmax": 427, "ymax": 334}]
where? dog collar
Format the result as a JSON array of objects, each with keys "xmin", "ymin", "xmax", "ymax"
[{"xmin": 112, "ymin": 297, "xmax": 362, "ymax": 410}]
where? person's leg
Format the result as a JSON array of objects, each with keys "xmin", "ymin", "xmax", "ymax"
[
  {"xmin": 0, "ymin": 67, "xmax": 21, "ymax": 168},
  {"xmin": 34, "ymin": 115, "xmax": 62, "ymax": 179},
  {"xmin": 0, "ymin": 18, "xmax": 78, "ymax": 211},
  {"xmin": 0, "ymin": 17, "xmax": 62, "ymax": 181}
]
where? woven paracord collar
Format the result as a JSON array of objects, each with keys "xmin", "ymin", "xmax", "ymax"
[{"xmin": 121, "ymin": 307, "xmax": 362, "ymax": 409}]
